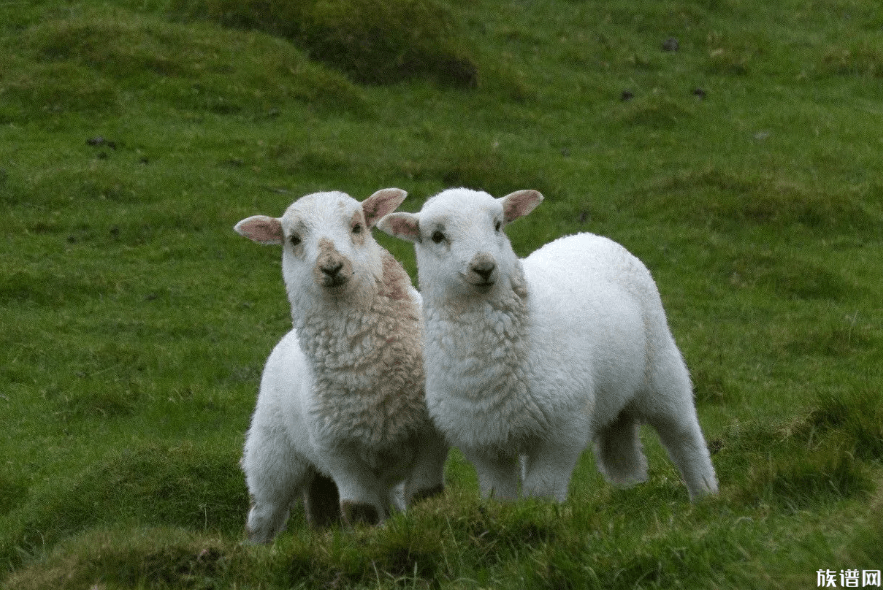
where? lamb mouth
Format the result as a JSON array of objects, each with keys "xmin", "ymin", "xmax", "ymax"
[
  {"xmin": 459, "ymin": 271, "xmax": 495, "ymax": 291},
  {"xmin": 470, "ymin": 279, "xmax": 495, "ymax": 291},
  {"xmin": 321, "ymin": 276, "xmax": 350, "ymax": 289}
]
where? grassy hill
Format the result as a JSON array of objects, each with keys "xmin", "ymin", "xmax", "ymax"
[{"xmin": 1, "ymin": 0, "xmax": 882, "ymax": 587}]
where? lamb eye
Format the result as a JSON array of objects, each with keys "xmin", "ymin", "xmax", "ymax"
[
  {"xmin": 352, "ymin": 223, "xmax": 363, "ymax": 235},
  {"xmin": 431, "ymin": 230, "xmax": 445, "ymax": 244},
  {"xmin": 289, "ymin": 234, "xmax": 302, "ymax": 247},
  {"xmin": 494, "ymin": 220, "xmax": 502, "ymax": 232}
]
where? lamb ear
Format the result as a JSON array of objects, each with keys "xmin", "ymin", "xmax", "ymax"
[
  {"xmin": 377, "ymin": 212, "xmax": 421, "ymax": 243},
  {"xmin": 362, "ymin": 188, "xmax": 408, "ymax": 229},
  {"xmin": 234, "ymin": 215, "xmax": 284, "ymax": 245},
  {"xmin": 500, "ymin": 190, "xmax": 544, "ymax": 223}
]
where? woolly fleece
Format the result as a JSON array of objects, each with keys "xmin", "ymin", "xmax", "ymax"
[
  {"xmin": 237, "ymin": 189, "xmax": 447, "ymax": 542},
  {"xmin": 378, "ymin": 188, "xmax": 718, "ymax": 502}
]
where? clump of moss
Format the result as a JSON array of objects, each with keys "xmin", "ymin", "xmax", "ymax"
[{"xmin": 171, "ymin": 0, "xmax": 479, "ymax": 87}]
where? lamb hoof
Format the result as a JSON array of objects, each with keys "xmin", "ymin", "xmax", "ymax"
[
  {"xmin": 411, "ymin": 484, "xmax": 445, "ymax": 503},
  {"xmin": 341, "ymin": 501, "xmax": 379, "ymax": 526},
  {"xmin": 245, "ymin": 521, "xmax": 279, "ymax": 545},
  {"xmin": 245, "ymin": 527, "xmax": 268, "ymax": 545}
]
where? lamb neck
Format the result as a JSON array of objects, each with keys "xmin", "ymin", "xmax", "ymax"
[
  {"xmin": 424, "ymin": 263, "xmax": 552, "ymax": 449},
  {"xmin": 292, "ymin": 284, "xmax": 427, "ymax": 450}
]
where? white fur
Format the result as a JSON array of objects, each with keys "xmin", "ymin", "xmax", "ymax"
[
  {"xmin": 378, "ymin": 188, "xmax": 717, "ymax": 502},
  {"xmin": 236, "ymin": 189, "xmax": 447, "ymax": 543}
]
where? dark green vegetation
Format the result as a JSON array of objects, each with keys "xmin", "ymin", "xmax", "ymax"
[{"xmin": 2, "ymin": 0, "xmax": 882, "ymax": 587}]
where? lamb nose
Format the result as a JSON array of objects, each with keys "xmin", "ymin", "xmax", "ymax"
[
  {"xmin": 472, "ymin": 261, "xmax": 495, "ymax": 280},
  {"xmin": 321, "ymin": 262, "xmax": 343, "ymax": 277}
]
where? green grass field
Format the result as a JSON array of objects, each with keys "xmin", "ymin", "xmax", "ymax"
[{"xmin": 2, "ymin": 0, "xmax": 882, "ymax": 587}]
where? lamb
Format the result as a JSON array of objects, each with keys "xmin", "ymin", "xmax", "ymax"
[
  {"xmin": 235, "ymin": 188, "xmax": 447, "ymax": 543},
  {"xmin": 378, "ymin": 188, "xmax": 718, "ymax": 502}
]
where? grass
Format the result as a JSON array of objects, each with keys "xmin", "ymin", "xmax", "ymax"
[{"xmin": 1, "ymin": 0, "xmax": 882, "ymax": 587}]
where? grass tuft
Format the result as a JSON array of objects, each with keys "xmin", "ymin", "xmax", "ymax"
[
  {"xmin": 616, "ymin": 94, "xmax": 693, "ymax": 129},
  {"xmin": 722, "ymin": 249, "xmax": 849, "ymax": 300},
  {"xmin": 786, "ymin": 321, "xmax": 879, "ymax": 357},
  {"xmin": 723, "ymin": 389, "xmax": 881, "ymax": 512},
  {"xmin": 804, "ymin": 389, "xmax": 883, "ymax": 461},
  {"xmin": 2, "ymin": 443, "xmax": 248, "ymax": 570},
  {"xmin": 3, "ymin": 528, "xmax": 237, "ymax": 590},
  {"xmin": 2, "ymin": 6, "xmax": 363, "ymax": 122},
  {"xmin": 170, "ymin": 0, "xmax": 479, "ymax": 87},
  {"xmin": 823, "ymin": 43, "xmax": 883, "ymax": 78},
  {"xmin": 636, "ymin": 168, "xmax": 880, "ymax": 233},
  {"xmin": 746, "ymin": 444, "xmax": 871, "ymax": 512},
  {"xmin": 0, "ymin": 474, "xmax": 27, "ymax": 519}
]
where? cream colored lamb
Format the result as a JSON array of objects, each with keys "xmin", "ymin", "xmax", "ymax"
[
  {"xmin": 235, "ymin": 188, "xmax": 447, "ymax": 543},
  {"xmin": 378, "ymin": 188, "xmax": 717, "ymax": 502}
]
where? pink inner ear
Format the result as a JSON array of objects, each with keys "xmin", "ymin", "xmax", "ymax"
[
  {"xmin": 235, "ymin": 216, "xmax": 283, "ymax": 244},
  {"xmin": 380, "ymin": 214, "xmax": 420, "ymax": 241},
  {"xmin": 502, "ymin": 190, "xmax": 543, "ymax": 223},
  {"xmin": 363, "ymin": 188, "xmax": 407, "ymax": 228}
]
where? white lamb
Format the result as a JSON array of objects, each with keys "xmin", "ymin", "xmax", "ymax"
[
  {"xmin": 378, "ymin": 188, "xmax": 718, "ymax": 502},
  {"xmin": 235, "ymin": 188, "xmax": 447, "ymax": 543}
]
